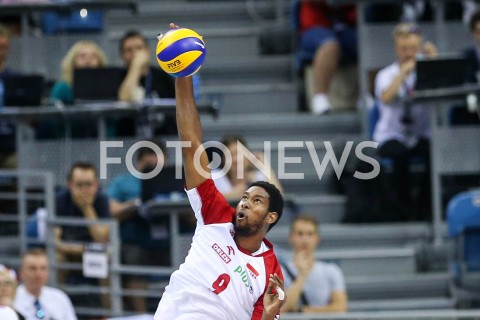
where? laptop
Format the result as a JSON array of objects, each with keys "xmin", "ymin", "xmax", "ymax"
[
  {"xmin": 415, "ymin": 56, "xmax": 468, "ymax": 91},
  {"xmin": 3, "ymin": 75, "xmax": 44, "ymax": 107},
  {"xmin": 141, "ymin": 166, "xmax": 186, "ymax": 203},
  {"xmin": 73, "ymin": 67, "xmax": 126, "ymax": 101}
]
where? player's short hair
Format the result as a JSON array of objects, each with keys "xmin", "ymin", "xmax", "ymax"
[{"xmin": 248, "ymin": 181, "xmax": 283, "ymax": 232}]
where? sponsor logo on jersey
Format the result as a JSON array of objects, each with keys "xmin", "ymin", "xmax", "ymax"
[
  {"xmin": 212, "ymin": 243, "xmax": 231, "ymax": 264},
  {"xmin": 234, "ymin": 265, "xmax": 253, "ymax": 294},
  {"xmin": 227, "ymin": 245, "xmax": 235, "ymax": 256},
  {"xmin": 246, "ymin": 262, "xmax": 259, "ymax": 279}
]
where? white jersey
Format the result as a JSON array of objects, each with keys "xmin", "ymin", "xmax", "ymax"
[{"xmin": 155, "ymin": 179, "xmax": 283, "ymax": 320}]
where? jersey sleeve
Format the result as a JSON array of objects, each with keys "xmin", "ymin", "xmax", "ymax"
[
  {"xmin": 186, "ymin": 178, "xmax": 236, "ymax": 226},
  {"xmin": 251, "ymin": 255, "xmax": 284, "ymax": 320}
]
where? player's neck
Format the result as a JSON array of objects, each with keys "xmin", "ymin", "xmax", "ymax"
[{"xmin": 234, "ymin": 233, "xmax": 265, "ymax": 254}]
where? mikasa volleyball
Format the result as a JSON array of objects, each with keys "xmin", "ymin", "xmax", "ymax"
[{"xmin": 156, "ymin": 27, "xmax": 206, "ymax": 78}]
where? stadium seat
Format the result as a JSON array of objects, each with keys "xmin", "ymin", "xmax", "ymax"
[{"xmin": 447, "ymin": 190, "xmax": 480, "ymax": 307}]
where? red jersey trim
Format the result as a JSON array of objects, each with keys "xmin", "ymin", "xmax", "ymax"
[{"xmin": 195, "ymin": 178, "xmax": 236, "ymax": 225}]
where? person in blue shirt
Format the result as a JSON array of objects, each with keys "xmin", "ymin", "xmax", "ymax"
[{"xmin": 108, "ymin": 140, "xmax": 170, "ymax": 313}]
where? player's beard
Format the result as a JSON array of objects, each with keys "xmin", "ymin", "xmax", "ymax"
[{"xmin": 234, "ymin": 213, "xmax": 267, "ymax": 236}]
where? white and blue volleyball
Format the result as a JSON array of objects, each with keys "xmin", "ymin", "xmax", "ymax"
[{"xmin": 156, "ymin": 27, "xmax": 206, "ymax": 78}]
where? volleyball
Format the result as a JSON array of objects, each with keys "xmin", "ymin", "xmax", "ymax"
[{"xmin": 156, "ymin": 27, "xmax": 206, "ymax": 78}]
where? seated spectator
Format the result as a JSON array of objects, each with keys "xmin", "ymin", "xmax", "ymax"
[
  {"xmin": 13, "ymin": 249, "xmax": 77, "ymax": 320},
  {"xmin": 0, "ymin": 265, "xmax": 24, "ymax": 320},
  {"xmin": 108, "ymin": 140, "xmax": 171, "ymax": 313},
  {"xmin": 374, "ymin": 22, "xmax": 437, "ymax": 221},
  {"xmin": 212, "ymin": 135, "xmax": 284, "ymax": 200},
  {"xmin": 0, "ymin": 24, "xmax": 16, "ymax": 169},
  {"xmin": 55, "ymin": 162, "xmax": 110, "ymax": 310},
  {"xmin": 36, "ymin": 40, "xmax": 108, "ymax": 139},
  {"xmin": 281, "ymin": 215, "xmax": 347, "ymax": 313},
  {"xmin": 116, "ymin": 30, "xmax": 176, "ymax": 137},
  {"xmin": 55, "ymin": 162, "xmax": 109, "ymax": 258},
  {"xmin": 50, "ymin": 40, "xmax": 108, "ymax": 105},
  {"xmin": 295, "ymin": 0, "xmax": 357, "ymax": 115}
]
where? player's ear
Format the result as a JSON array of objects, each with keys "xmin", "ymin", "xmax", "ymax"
[{"xmin": 266, "ymin": 211, "xmax": 278, "ymax": 226}]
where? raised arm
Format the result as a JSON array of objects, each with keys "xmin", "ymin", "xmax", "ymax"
[{"xmin": 175, "ymin": 76, "xmax": 210, "ymax": 189}]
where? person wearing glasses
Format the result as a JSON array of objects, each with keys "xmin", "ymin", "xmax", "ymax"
[
  {"xmin": 54, "ymin": 162, "xmax": 110, "ymax": 262},
  {"xmin": 13, "ymin": 249, "xmax": 77, "ymax": 320},
  {"xmin": 54, "ymin": 162, "xmax": 110, "ymax": 311},
  {"xmin": 0, "ymin": 265, "xmax": 24, "ymax": 320},
  {"xmin": 374, "ymin": 22, "xmax": 437, "ymax": 221}
]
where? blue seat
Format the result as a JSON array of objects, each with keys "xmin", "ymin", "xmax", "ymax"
[{"xmin": 447, "ymin": 190, "xmax": 480, "ymax": 305}]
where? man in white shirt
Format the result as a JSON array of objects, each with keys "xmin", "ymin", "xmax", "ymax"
[
  {"xmin": 374, "ymin": 22, "xmax": 437, "ymax": 221},
  {"xmin": 154, "ymin": 23, "xmax": 286, "ymax": 320},
  {"xmin": 13, "ymin": 249, "xmax": 77, "ymax": 320}
]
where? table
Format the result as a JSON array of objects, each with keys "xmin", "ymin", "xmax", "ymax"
[{"xmin": 406, "ymin": 84, "xmax": 480, "ymax": 245}]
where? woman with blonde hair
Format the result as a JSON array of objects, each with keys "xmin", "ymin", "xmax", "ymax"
[
  {"xmin": 50, "ymin": 40, "xmax": 108, "ymax": 104},
  {"xmin": 38, "ymin": 41, "xmax": 108, "ymax": 139}
]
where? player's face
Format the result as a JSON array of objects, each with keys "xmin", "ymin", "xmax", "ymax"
[
  {"xmin": 234, "ymin": 186, "xmax": 271, "ymax": 236},
  {"xmin": 395, "ymin": 34, "xmax": 421, "ymax": 64},
  {"xmin": 289, "ymin": 220, "xmax": 319, "ymax": 253},
  {"xmin": 74, "ymin": 45, "xmax": 101, "ymax": 68}
]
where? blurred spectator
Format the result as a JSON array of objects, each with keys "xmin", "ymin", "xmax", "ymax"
[
  {"xmin": 0, "ymin": 265, "xmax": 24, "ymax": 320},
  {"xmin": 118, "ymin": 30, "xmax": 174, "ymax": 102},
  {"xmin": 374, "ymin": 22, "xmax": 437, "ymax": 220},
  {"xmin": 212, "ymin": 135, "xmax": 284, "ymax": 201},
  {"xmin": 295, "ymin": 0, "xmax": 357, "ymax": 115},
  {"xmin": 108, "ymin": 140, "xmax": 170, "ymax": 312},
  {"xmin": 281, "ymin": 215, "xmax": 347, "ymax": 313},
  {"xmin": 116, "ymin": 30, "xmax": 176, "ymax": 136},
  {"xmin": 13, "ymin": 249, "xmax": 77, "ymax": 320},
  {"xmin": 36, "ymin": 41, "xmax": 108, "ymax": 139},
  {"xmin": 55, "ymin": 162, "xmax": 110, "ymax": 312},
  {"xmin": 50, "ymin": 40, "xmax": 108, "ymax": 105},
  {"xmin": 0, "ymin": 24, "xmax": 16, "ymax": 169},
  {"xmin": 55, "ymin": 162, "xmax": 109, "ymax": 256}
]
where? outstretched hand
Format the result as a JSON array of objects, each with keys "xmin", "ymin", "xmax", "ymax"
[{"xmin": 262, "ymin": 273, "xmax": 286, "ymax": 320}]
